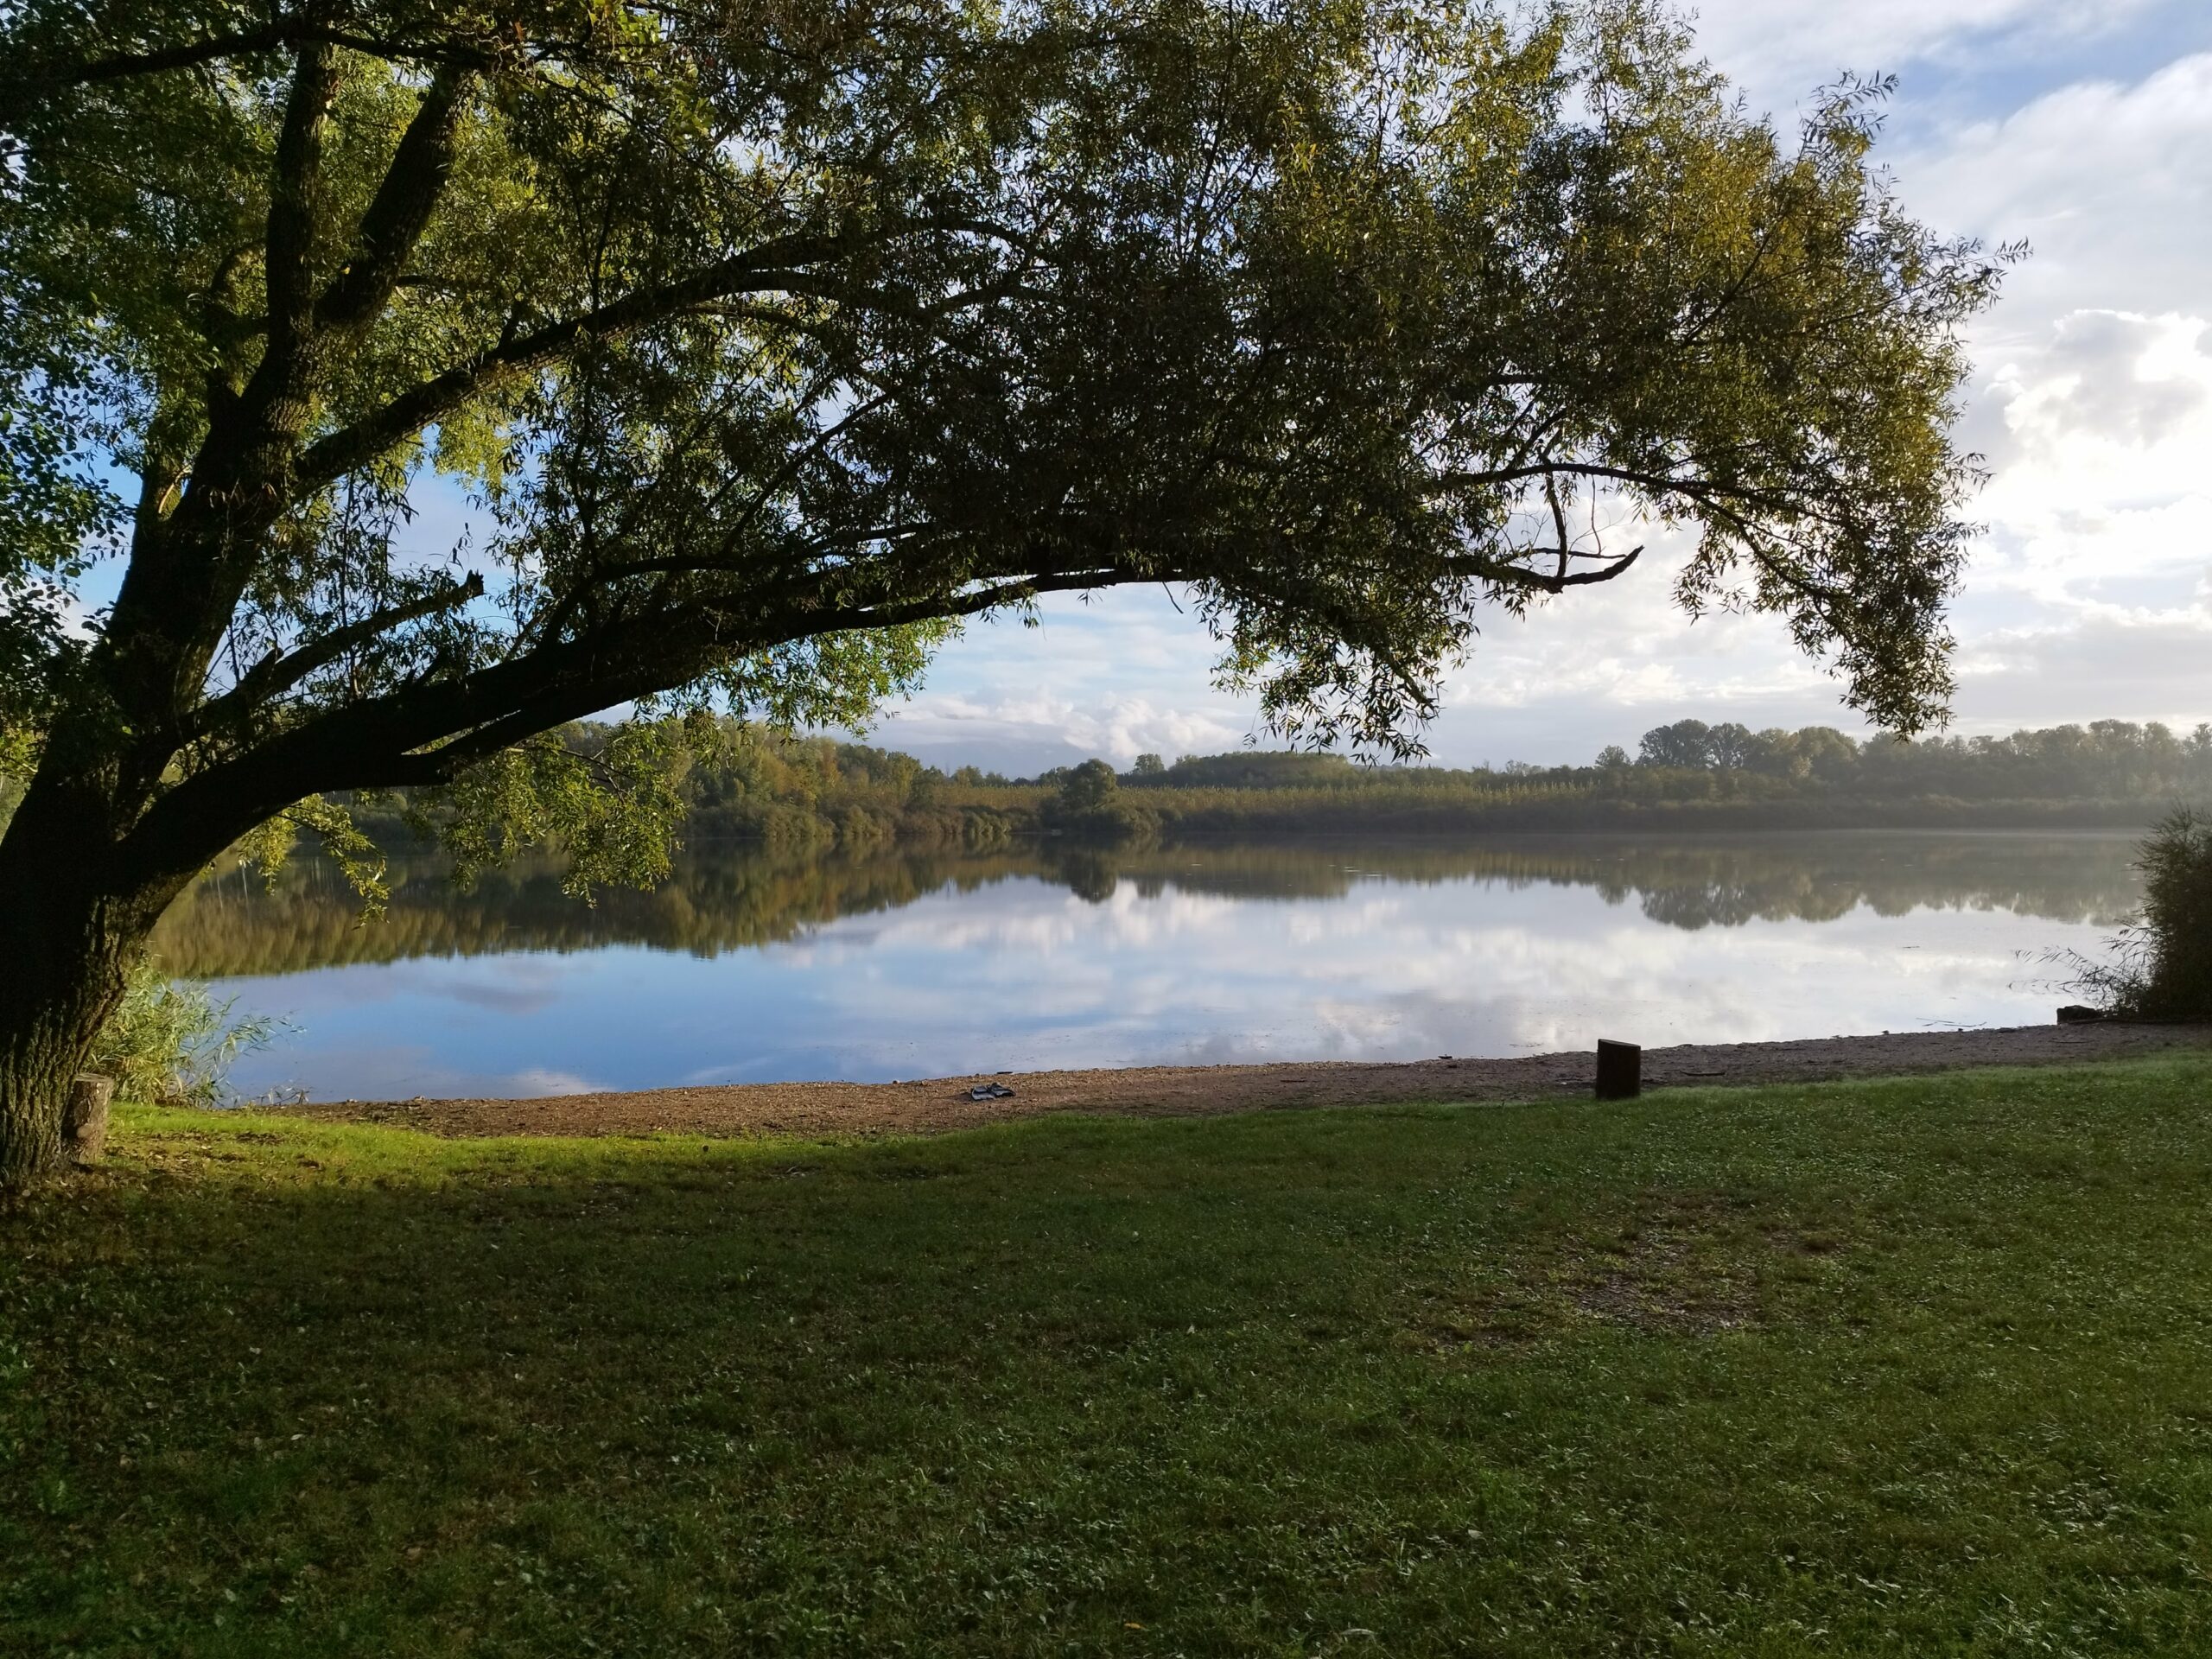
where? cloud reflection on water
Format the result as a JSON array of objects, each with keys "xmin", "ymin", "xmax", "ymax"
[{"xmin": 172, "ymin": 833, "xmax": 2141, "ymax": 1101}]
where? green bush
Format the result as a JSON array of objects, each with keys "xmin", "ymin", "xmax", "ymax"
[
  {"xmin": 89, "ymin": 957, "xmax": 283, "ymax": 1107},
  {"xmin": 2133, "ymin": 808, "xmax": 2212, "ymax": 1015},
  {"xmin": 2075, "ymin": 807, "xmax": 2212, "ymax": 1018},
  {"xmin": 1038, "ymin": 761, "xmax": 1159, "ymax": 845}
]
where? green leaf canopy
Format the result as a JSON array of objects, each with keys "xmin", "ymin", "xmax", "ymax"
[{"xmin": 0, "ymin": 0, "xmax": 2005, "ymax": 860}]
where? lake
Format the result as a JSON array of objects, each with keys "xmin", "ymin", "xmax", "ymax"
[{"xmin": 151, "ymin": 830, "xmax": 2141, "ymax": 1102}]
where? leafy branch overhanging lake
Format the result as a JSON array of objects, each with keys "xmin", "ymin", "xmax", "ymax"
[{"xmin": 0, "ymin": 0, "xmax": 2005, "ymax": 1179}]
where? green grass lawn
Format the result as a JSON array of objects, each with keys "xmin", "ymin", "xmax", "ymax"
[{"xmin": 5, "ymin": 1059, "xmax": 2212, "ymax": 1656}]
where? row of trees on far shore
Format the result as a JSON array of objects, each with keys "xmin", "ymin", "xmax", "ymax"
[
  {"xmin": 10, "ymin": 715, "xmax": 2206, "ymax": 865},
  {"xmin": 111, "ymin": 715, "xmax": 2196, "ymax": 858},
  {"xmin": 8, "ymin": 715, "xmax": 2209, "ymax": 849},
  {"xmin": 1612, "ymin": 717, "xmax": 2212, "ymax": 798},
  {"xmin": 1082, "ymin": 717, "xmax": 2212, "ymax": 811}
]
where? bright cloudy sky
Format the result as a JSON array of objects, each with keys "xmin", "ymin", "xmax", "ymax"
[{"xmin": 851, "ymin": 0, "xmax": 2212, "ymax": 774}]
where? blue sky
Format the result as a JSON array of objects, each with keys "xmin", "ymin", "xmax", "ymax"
[{"xmin": 856, "ymin": 0, "xmax": 2212, "ymax": 772}]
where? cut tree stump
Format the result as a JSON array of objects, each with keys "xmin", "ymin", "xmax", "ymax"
[
  {"xmin": 66, "ymin": 1073, "xmax": 114, "ymax": 1165},
  {"xmin": 1594, "ymin": 1039, "xmax": 1642, "ymax": 1101}
]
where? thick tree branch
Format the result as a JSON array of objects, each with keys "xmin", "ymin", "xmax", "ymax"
[
  {"xmin": 315, "ymin": 63, "xmax": 475, "ymax": 334},
  {"xmin": 1422, "ymin": 540, "xmax": 1643, "ymax": 595},
  {"xmin": 264, "ymin": 41, "xmax": 340, "ymax": 381},
  {"xmin": 292, "ymin": 232, "xmax": 885, "ymax": 491},
  {"xmin": 377, "ymin": 567, "xmax": 1136, "ymax": 782},
  {"xmin": 1544, "ymin": 474, "xmax": 1571, "ymax": 587},
  {"xmin": 85, "ymin": 41, "xmax": 344, "ymax": 746},
  {"xmin": 0, "ymin": 16, "xmax": 496, "ymax": 127},
  {"xmin": 188, "ymin": 572, "xmax": 486, "ymax": 739},
  {"xmin": 123, "ymin": 563, "xmax": 1135, "ymax": 871}
]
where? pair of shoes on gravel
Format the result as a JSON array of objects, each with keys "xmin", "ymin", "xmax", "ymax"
[{"xmin": 966, "ymin": 1082, "xmax": 1017, "ymax": 1101}]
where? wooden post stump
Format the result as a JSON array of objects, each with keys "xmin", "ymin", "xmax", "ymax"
[
  {"xmin": 66, "ymin": 1073, "xmax": 114, "ymax": 1165},
  {"xmin": 1594, "ymin": 1039, "xmax": 1641, "ymax": 1101}
]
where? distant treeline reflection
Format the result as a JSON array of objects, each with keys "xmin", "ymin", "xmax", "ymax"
[{"xmin": 156, "ymin": 835, "xmax": 2142, "ymax": 978}]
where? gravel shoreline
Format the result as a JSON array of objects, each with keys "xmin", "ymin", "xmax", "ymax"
[{"xmin": 290, "ymin": 1020, "xmax": 2212, "ymax": 1140}]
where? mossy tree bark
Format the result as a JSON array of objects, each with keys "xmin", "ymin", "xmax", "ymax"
[
  {"xmin": 0, "ymin": 794, "xmax": 141, "ymax": 1185},
  {"xmin": 0, "ymin": 735, "xmax": 241, "ymax": 1185}
]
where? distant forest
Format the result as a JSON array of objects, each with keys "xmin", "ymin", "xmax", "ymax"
[
  {"xmin": 8, "ymin": 715, "xmax": 2205, "ymax": 855},
  {"xmin": 370, "ymin": 715, "xmax": 2212, "ymax": 850}
]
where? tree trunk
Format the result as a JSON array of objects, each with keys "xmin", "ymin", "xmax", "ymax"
[
  {"xmin": 0, "ymin": 775, "xmax": 161, "ymax": 1186},
  {"xmin": 65, "ymin": 1073, "xmax": 116, "ymax": 1164},
  {"xmin": 0, "ymin": 692, "xmax": 281, "ymax": 1184},
  {"xmin": 0, "ymin": 915, "xmax": 135, "ymax": 1187}
]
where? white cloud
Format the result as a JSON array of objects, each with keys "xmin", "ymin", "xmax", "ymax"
[
  {"xmin": 1952, "ymin": 607, "xmax": 2212, "ymax": 728},
  {"xmin": 507, "ymin": 1067, "xmax": 601, "ymax": 1097},
  {"xmin": 1691, "ymin": 0, "xmax": 2171, "ymax": 110},
  {"xmin": 1993, "ymin": 311, "xmax": 2211, "ymax": 454},
  {"xmin": 875, "ymin": 683, "xmax": 1255, "ymax": 770},
  {"xmin": 1958, "ymin": 311, "xmax": 2212, "ymax": 614},
  {"xmin": 1899, "ymin": 53, "xmax": 2212, "ymax": 325}
]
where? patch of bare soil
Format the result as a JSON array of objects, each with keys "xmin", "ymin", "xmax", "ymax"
[{"xmin": 285, "ymin": 1020, "xmax": 2212, "ymax": 1141}]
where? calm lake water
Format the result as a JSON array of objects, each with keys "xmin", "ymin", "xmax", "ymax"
[{"xmin": 153, "ymin": 831, "xmax": 2141, "ymax": 1102}]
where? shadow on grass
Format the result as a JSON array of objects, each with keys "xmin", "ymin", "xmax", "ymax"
[{"xmin": 4, "ymin": 1059, "xmax": 2212, "ymax": 1656}]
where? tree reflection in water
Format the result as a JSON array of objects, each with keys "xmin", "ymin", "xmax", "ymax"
[{"xmin": 155, "ymin": 833, "xmax": 2141, "ymax": 979}]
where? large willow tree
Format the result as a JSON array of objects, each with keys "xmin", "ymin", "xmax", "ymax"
[{"xmin": 0, "ymin": 0, "xmax": 2000, "ymax": 1179}]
